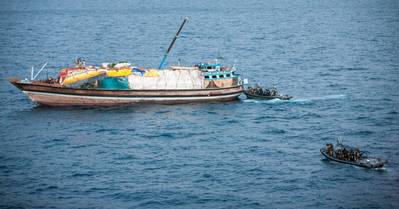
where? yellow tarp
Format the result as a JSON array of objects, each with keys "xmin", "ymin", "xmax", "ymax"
[
  {"xmin": 106, "ymin": 68, "xmax": 132, "ymax": 77},
  {"xmin": 144, "ymin": 69, "xmax": 160, "ymax": 77},
  {"xmin": 62, "ymin": 70, "xmax": 105, "ymax": 85}
]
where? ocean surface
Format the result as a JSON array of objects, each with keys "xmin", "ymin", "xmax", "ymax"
[{"xmin": 0, "ymin": 0, "xmax": 399, "ymax": 208}]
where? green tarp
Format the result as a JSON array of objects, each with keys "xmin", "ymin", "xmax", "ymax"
[{"xmin": 99, "ymin": 77, "xmax": 129, "ymax": 90}]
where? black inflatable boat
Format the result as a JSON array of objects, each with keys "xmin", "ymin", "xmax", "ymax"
[
  {"xmin": 244, "ymin": 86, "xmax": 292, "ymax": 100},
  {"xmin": 320, "ymin": 142, "xmax": 385, "ymax": 168}
]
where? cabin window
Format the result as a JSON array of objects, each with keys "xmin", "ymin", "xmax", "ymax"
[
  {"xmin": 212, "ymin": 75, "xmax": 217, "ymax": 79},
  {"xmin": 207, "ymin": 66, "xmax": 212, "ymax": 70},
  {"xmin": 226, "ymin": 74, "xmax": 231, "ymax": 77},
  {"xmin": 219, "ymin": 74, "xmax": 224, "ymax": 78},
  {"xmin": 205, "ymin": 75, "xmax": 210, "ymax": 79}
]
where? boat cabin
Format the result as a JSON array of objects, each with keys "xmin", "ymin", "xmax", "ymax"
[
  {"xmin": 204, "ymin": 70, "xmax": 238, "ymax": 80},
  {"xmin": 196, "ymin": 62, "xmax": 240, "ymax": 81}
]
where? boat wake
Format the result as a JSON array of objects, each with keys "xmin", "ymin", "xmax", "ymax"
[
  {"xmin": 243, "ymin": 98, "xmax": 311, "ymax": 105},
  {"xmin": 243, "ymin": 94, "xmax": 346, "ymax": 105},
  {"xmin": 310, "ymin": 94, "xmax": 346, "ymax": 101}
]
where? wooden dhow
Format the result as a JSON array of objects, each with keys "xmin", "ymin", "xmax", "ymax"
[{"xmin": 8, "ymin": 62, "xmax": 244, "ymax": 106}]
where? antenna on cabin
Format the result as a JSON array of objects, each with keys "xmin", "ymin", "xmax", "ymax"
[
  {"xmin": 31, "ymin": 62, "xmax": 48, "ymax": 80},
  {"xmin": 232, "ymin": 59, "xmax": 237, "ymax": 70}
]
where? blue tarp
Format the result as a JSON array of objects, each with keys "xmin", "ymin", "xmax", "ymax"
[{"xmin": 132, "ymin": 67, "xmax": 145, "ymax": 76}]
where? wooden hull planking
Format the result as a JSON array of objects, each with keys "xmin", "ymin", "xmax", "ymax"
[{"xmin": 23, "ymin": 90, "xmax": 242, "ymax": 106}]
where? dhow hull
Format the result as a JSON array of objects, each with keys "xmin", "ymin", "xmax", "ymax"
[{"xmin": 9, "ymin": 79, "xmax": 243, "ymax": 106}]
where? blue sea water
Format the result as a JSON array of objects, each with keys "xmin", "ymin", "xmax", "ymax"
[{"xmin": 0, "ymin": 0, "xmax": 399, "ymax": 208}]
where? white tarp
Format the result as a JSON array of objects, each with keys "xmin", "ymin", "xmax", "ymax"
[{"xmin": 128, "ymin": 69, "xmax": 205, "ymax": 90}]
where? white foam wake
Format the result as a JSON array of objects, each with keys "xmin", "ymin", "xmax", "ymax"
[{"xmin": 242, "ymin": 94, "xmax": 346, "ymax": 105}]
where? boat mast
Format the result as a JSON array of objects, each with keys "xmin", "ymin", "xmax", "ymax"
[{"xmin": 158, "ymin": 17, "xmax": 189, "ymax": 69}]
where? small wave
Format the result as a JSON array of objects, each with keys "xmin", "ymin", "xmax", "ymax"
[
  {"xmin": 329, "ymin": 67, "xmax": 368, "ymax": 72},
  {"xmin": 35, "ymin": 185, "xmax": 58, "ymax": 192},
  {"xmin": 351, "ymin": 130, "xmax": 374, "ymax": 136},
  {"xmin": 143, "ymin": 132, "xmax": 175, "ymax": 139},
  {"xmin": 71, "ymin": 173, "xmax": 93, "ymax": 177},
  {"xmin": 155, "ymin": 110, "xmax": 170, "ymax": 114},
  {"xmin": 202, "ymin": 173, "xmax": 212, "ymax": 178},
  {"xmin": 261, "ymin": 128, "xmax": 286, "ymax": 134},
  {"xmin": 70, "ymin": 144, "xmax": 94, "ymax": 149},
  {"xmin": 226, "ymin": 119, "xmax": 239, "ymax": 124},
  {"xmin": 114, "ymin": 154, "xmax": 137, "ymax": 161},
  {"xmin": 137, "ymin": 200, "xmax": 164, "ymax": 208},
  {"xmin": 318, "ymin": 72, "xmax": 335, "ymax": 77},
  {"xmin": 95, "ymin": 128, "xmax": 118, "ymax": 133}
]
